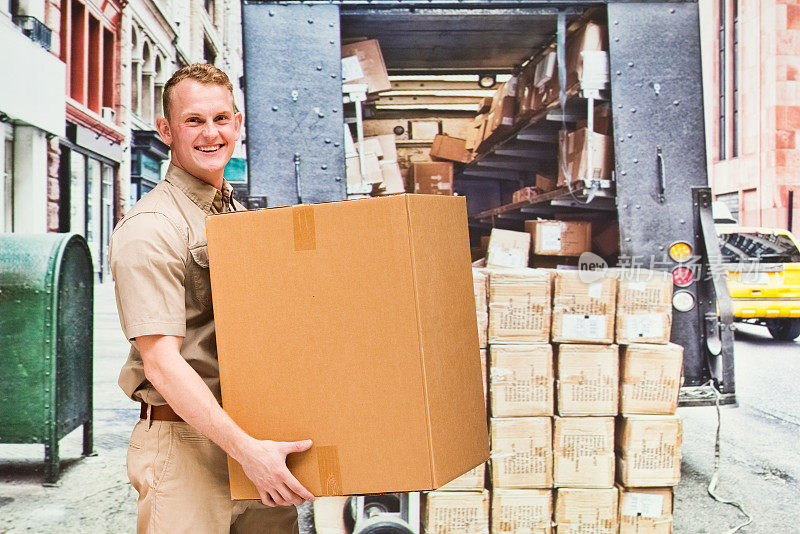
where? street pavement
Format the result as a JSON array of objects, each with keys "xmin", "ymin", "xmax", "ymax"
[{"xmin": 1, "ymin": 281, "xmax": 798, "ymax": 532}]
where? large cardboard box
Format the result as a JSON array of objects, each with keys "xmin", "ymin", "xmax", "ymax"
[
  {"xmin": 491, "ymin": 417, "xmax": 553, "ymax": 489},
  {"xmin": 423, "ymin": 490, "xmax": 490, "ymax": 534},
  {"xmin": 556, "ymin": 344, "xmax": 618, "ymax": 417},
  {"xmin": 616, "ymin": 269, "xmax": 673, "ymax": 344},
  {"xmin": 474, "ymin": 268, "xmax": 489, "ymax": 348},
  {"xmin": 490, "ymin": 344, "xmax": 554, "ymax": 417},
  {"xmin": 430, "ymin": 134, "xmax": 472, "ymax": 163},
  {"xmin": 618, "ymin": 486, "xmax": 673, "ymax": 534},
  {"xmin": 616, "ymin": 416, "xmax": 682, "ymax": 487},
  {"xmin": 341, "ymin": 39, "xmax": 391, "ymax": 94},
  {"xmin": 551, "ymin": 270, "xmax": 617, "ymax": 344},
  {"xmin": 620, "ymin": 343, "xmax": 683, "ymax": 415},
  {"xmin": 492, "ymin": 489, "xmax": 552, "ymax": 534},
  {"xmin": 488, "ymin": 269, "xmax": 553, "ymax": 343},
  {"xmin": 486, "ymin": 228, "xmax": 531, "ymax": 269},
  {"xmin": 557, "ymin": 128, "xmax": 613, "ymax": 187},
  {"xmin": 553, "ymin": 416, "xmax": 615, "ymax": 488},
  {"xmin": 439, "ymin": 462, "xmax": 486, "ymax": 491},
  {"xmin": 413, "ymin": 162, "xmax": 454, "ymax": 195},
  {"xmin": 526, "ymin": 220, "xmax": 592, "ymax": 257},
  {"xmin": 555, "ymin": 488, "xmax": 618, "ymax": 534},
  {"xmin": 206, "ymin": 195, "xmax": 489, "ymax": 497}
]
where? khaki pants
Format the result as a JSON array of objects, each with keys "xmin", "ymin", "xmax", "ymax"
[{"xmin": 127, "ymin": 419, "xmax": 299, "ymax": 534}]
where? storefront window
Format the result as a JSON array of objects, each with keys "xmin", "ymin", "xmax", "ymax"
[
  {"xmin": 70, "ymin": 152, "xmax": 86, "ymax": 237},
  {"xmin": 102, "ymin": 163, "xmax": 114, "ymax": 276},
  {"xmin": 87, "ymin": 157, "xmax": 102, "ymax": 276},
  {"xmin": 3, "ymin": 135, "xmax": 13, "ymax": 232}
]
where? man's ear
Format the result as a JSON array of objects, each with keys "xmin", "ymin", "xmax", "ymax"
[
  {"xmin": 233, "ymin": 111, "xmax": 243, "ymax": 141},
  {"xmin": 155, "ymin": 117, "xmax": 172, "ymax": 146}
]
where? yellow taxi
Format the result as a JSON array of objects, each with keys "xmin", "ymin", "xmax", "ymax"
[{"xmin": 717, "ymin": 225, "xmax": 800, "ymax": 340}]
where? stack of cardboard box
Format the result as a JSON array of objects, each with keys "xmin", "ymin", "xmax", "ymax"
[
  {"xmin": 615, "ymin": 270, "xmax": 683, "ymax": 534},
  {"xmin": 487, "ymin": 267, "xmax": 554, "ymax": 534},
  {"xmin": 424, "ymin": 262, "xmax": 682, "ymax": 534}
]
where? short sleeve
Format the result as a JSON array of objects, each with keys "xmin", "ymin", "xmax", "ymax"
[{"xmin": 109, "ymin": 212, "xmax": 189, "ymax": 340}]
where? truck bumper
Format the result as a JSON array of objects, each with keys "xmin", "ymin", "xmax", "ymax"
[{"xmin": 732, "ymin": 299, "xmax": 800, "ymax": 319}]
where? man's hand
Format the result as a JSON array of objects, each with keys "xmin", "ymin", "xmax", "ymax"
[
  {"xmin": 137, "ymin": 334, "xmax": 316, "ymax": 507},
  {"xmin": 233, "ymin": 438, "xmax": 315, "ymax": 507}
]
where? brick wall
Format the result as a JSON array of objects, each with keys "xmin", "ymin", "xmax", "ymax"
[{"xmin": 704, "ymin": 0, "xmax": 800, "ymax": 230}]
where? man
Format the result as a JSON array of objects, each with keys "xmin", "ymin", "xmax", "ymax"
[{"xmin": 109, "ymin": 63, "xmax": 314, "ymax": 533}]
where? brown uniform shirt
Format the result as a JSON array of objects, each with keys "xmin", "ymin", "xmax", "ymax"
[{"xmin": 109, "ymin": 164, "xmax": 244, "ymax": 406}]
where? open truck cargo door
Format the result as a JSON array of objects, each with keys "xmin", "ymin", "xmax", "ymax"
[{"xmin": 240, "ymin": 0, "xmax": 735, "ymax": 406}]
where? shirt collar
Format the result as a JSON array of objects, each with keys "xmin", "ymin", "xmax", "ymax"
[{"xmin": 164, "ymin": 164, "xmax": 232, "ymax": 214}]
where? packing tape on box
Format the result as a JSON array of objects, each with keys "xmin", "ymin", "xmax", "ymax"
[
  {"xmin": 316, "ymin": 445, "xmax": 343, "ymax": 496},
  {"xmin": 292, "ymin": 205, "xmax": 316, "ymax": 251}
]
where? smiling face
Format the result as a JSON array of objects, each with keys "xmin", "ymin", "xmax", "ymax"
[{"xmin": 155, "ymin": 78, "xmax": 243, "ymax": 189}]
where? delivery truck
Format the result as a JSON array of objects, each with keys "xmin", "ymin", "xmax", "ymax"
[{"xmin": 236, "ymin": 0, "xmax": 735, "ymax": 406}]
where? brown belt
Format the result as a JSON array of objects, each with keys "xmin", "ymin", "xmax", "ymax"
[{"xmin": 140, "ymin": 403, "xmax": 184, "ymax": 422}]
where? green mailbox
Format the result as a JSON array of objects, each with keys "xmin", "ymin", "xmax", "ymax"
[{"xmin": 0, "ymin": 233, "xmax": 93, "ymax": 483}]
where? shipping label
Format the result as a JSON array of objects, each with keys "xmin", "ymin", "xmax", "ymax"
[
  {"xmin": 560, "ymin": 314, "xmax": 607, "ymax": 340},
  {"xmin": 341, "ymin": 55, "xmax": 364, "ymax": 82},
  {"xmin": 539, "ymin": 225, "xmax": 563, "ymax": 252},
  {"xmin": 625, "ymin": 313, "xmax": 665, "ymax": 340},
  {"xmin": 621, "ymin": 493, "xmax": 664, "ymax": 519},
  {"xmin": 488, "ymin": 249, "xmax": 527, "ymax": 269}
]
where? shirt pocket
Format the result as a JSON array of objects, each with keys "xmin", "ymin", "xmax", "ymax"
[{"xmin": 188, "ymin": 244, "xmax": 212, "ymax": 308}]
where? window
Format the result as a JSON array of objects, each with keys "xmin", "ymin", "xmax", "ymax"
[
  {"xmin": 732, "ymin": 0, "xmax": 739, "ymax": 158},
  {"xmin": 141, "ymin": 41, "xmax": 153, "ymax": 123},
  {"xmin": 718, "ymin": 0, "xmax": 740, "ymax": 161},
  {"xmin": 131, "ymin": 28, "xmax": 140, "ymax": 117},
  {"xmin": 102, "ymin": 163, "xmax": 114, "ymax": 275},
  {"xmin": 718, "ymin": 0, "xmax": 726, "ymax": 161},
  {"xmin": 103, "ymin": 27, "xmax": 114, "ymax": 111},
  {"xmin": 70, "ymin": 152, "xmax": 86, "ymax": 235},
  {"xmin": 62, "ymin": 0, "xmax": 117, "ymax": 114},
  {"xmin": 70, "ymin": 0, "xmax": 86, "ymax": 102},
  {"xmin": 3, "ymin": 132, "xmax": 13, "ymax": 232},
  {"xmin": 204, "ymin": 36, "xmax": 216, "ymax": 65},
  {"xmin": 86, "ymin": 157, "xmax": 102, "ymax": 274},
  {"xmin": 204, "ymin": 0, "xmax": 215, "ymax": 25}
]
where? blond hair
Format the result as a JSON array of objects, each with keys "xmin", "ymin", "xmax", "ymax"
[{"xmin": 162, "ymin": 63, "xmax": 237, "ymax": 121}]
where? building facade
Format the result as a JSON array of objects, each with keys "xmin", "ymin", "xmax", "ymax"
[
  {"xmin": 1, "ymin": 0, "xmax": 245, "ymax": 280},
  {"xmin": 124, "ymin": 0, "xmax": 246, "ymax": 207},
  {"xmin": 1, "ymin": 0, "xmax": 65, "ymax": 235},
  {"xmin": 701, "ymin": 0, "xmax": 800, "ymax": 231}
]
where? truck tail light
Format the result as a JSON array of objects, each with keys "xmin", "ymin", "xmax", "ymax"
[
  {"xmin": 672, "ymin": 290, "xmax": 696, "ymax": 311},
  {"xmin": 669, "ymin": 241, "xmax": 693, "ymax": 262},
  {"xmin": 672, "ymin": 266, "xmax": 694, "ymax": 287}
]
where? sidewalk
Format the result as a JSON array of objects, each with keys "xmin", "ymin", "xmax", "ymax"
[{"xmin": 0, "ymin": 281, "xmax": 138, "ymax": 532}]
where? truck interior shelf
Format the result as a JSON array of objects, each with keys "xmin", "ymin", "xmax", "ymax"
[
  {"xmin": 458, "ymin": 91, "xmax": 605, "ymax": 182},
  {"xmin": 472, "ymin": 179, "xmax": 615, "ymax": 223}
]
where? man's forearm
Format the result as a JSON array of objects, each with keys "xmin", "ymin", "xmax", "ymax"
[{"xmin": 137, "ymin": 335, "xmax": 254, "ymax": 462}]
